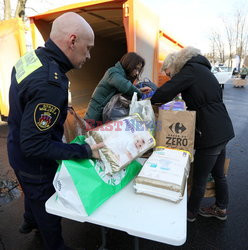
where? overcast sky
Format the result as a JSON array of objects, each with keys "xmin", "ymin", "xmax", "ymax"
[
  {"xmin": 143, "ymin": 0, "xmax": 247, "ymax": 53},
  {"xmin": 3, "ymin": 0, "xmax": 247, "ymax": 53}
]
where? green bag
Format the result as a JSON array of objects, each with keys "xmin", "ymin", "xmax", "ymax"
[{"xmin": 53, "ymin": 135, "xmax": 142, "ymax": 215}]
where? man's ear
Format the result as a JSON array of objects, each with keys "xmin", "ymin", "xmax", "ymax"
[{"xmin": 69, "ymin": 34, "xmax": 77, "ymax": 49}]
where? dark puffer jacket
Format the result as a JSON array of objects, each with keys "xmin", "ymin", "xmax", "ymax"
[
  {"xmin": 151, "ymin": 54, "xmax": 234, "ymax": 149},
  {"xmin": 84, "ymin": 62, "xmax": 142, "ymax": 123}
]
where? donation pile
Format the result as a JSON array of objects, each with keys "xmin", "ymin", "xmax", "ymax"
[
  {"xmin": 133, "ymin": 99, "xmax": 196, "ymax": 203},
  {"xmin": 134, "ymin": 147, "xmax": 191, "ymax": 203},
  {"xmin": 53, "ymin": 135, "xmax": 143, "ymax": 215},
  {"xmin": 54, "ymin": 107, "xmax": 156, "ymax": 215},
  {"xmin": 86, "ymin": 113, "xmax": 156, "ymax": 174}
]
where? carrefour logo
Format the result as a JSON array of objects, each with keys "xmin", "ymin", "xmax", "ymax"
[{"xmin": 169, "ymin": 123, "xmax": 186, "ymax": 134}]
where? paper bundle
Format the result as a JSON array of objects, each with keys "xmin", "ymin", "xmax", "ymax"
[{"xmin": 134, "ymin": 147, "xmax": 191, "ymax": 203}]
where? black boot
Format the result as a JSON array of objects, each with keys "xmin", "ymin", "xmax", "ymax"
[{"xmin": 19, "ymin": 220, "xmax": 38, "ymax": 234}]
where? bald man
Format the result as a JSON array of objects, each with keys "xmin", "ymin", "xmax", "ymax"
[
  {"xmin": 7, "ymin": 12, "xmax": 101, "ymax": 250},
  {"xmin": 50, "ymin": 12, "xmax": 94, "ymax": 69}
]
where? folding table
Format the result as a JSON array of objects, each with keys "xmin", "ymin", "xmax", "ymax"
[{"xmin": 45, "ymin": 179, "xmax": 187, "ymax": 249}]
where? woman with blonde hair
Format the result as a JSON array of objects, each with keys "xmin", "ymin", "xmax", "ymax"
[{"xmin": 151, "ymin": 46, "xmax": 234, "ymax": 222}]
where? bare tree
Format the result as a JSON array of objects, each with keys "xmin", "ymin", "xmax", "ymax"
[
  {"xmin": 215, "ymin": 32, "xmax": 225, "ymax": 63},
  {"xmin": 225, "ymin": 21, "xmax": 234, "ymax": 67},
  {"xmin": 234, "ymin": 9, "xmax": 247, "ymax": 59},
  {"xmin": 15, "ymin": 0, "xmax": 28, "ymax": 20},
  {"xmin": 207, "ymin": 7, "xmax": 248, "ymax": 69},
  {"xmin": 3, "ymin": 0, "xmax": 11, "ymax": 20},
  {"xmin": 2, "ymin": 0, "xmax": 28, "ymax": 20},
  {"xmin": 208, "ymin": 36, "xmax": 217, "ymax": 64},
  {"xmin": 208, "ymin": 31, "xmax": 225, "ymax": 64}
]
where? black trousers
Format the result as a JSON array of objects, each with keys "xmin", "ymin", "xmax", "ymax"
[
  {"xmin": 14, "ymin": 170, "xmax": 66, "ymax": 250},
  {"xmin": 188, "ymin": 142, "xmax": 229, "ymax": 215}
]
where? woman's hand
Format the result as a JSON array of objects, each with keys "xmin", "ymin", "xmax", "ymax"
[
  {"xmin": 140, "ymin": 86, "xmax": 152, "ymax": 94},
  {"xmin": 90, "ymin": 142, "xmax": 105, "ymax": 159}
]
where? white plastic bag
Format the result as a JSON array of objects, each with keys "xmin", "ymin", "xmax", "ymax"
[{"xmin": 129, "ymin": 92, "xmax": 156, "ymax": 135}]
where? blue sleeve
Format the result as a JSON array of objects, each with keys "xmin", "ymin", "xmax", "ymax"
[{"xmin": 19, "ymin": 80, "xmax": 92, "ymax": 160}]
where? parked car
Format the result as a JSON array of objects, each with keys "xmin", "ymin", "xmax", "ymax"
[
  {"xmin": 211, "ymin": 66, "xmax": 233, "ymax": 74},
  {"xmin": 211, "ymin": 66, "xmax": 233, "ymax": 89}
]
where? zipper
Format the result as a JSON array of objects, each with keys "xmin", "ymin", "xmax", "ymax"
[{"xmin": 196, "ymin": 128, "xmax": 202, "ymax": 136}]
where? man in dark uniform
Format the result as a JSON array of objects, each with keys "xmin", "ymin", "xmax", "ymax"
[{"xmin": 7, "ymin": 12, "xmax": 102, "ymax": 250}]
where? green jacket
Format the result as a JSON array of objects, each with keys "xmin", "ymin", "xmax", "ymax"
[
  {"xmin": 84, "ymin": 62, "xmax": 142, "ymax": 123},
  {"xmin": 240, "ymin": 67, "xmax": 248, "ymax": 75}
]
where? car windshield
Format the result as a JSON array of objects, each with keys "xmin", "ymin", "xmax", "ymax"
[{"xmin": 211, "ymin": 66, "xmax": 232, "ymax": 73}]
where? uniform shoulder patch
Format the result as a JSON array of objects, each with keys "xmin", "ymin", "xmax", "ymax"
[
  {"xmin": 15, "ymin": 51, "xmax": 43, "ymax": 84},
  {"xmin": 34, "ymin": 103, "xmax": 60, "ymax": 131}
]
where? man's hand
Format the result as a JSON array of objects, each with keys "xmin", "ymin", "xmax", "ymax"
[
  {"xmin": 90, "ymin": 142, "xmax": 105, "ymax": 159},
  {"xmin": 140, "ymin": 86, "xmax": 152, "ymax": 94}
]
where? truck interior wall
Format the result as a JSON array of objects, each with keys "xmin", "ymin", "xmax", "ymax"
[
  {"xmin": 136, "ymin": 37, "xmax": 156, "ymax": 82},
  {"xmin": 133, "ymin": 1, "xmax": 159, "ymax": 83},
  {"xmin": 34, "ymin": 20, "xmax": 52, "ymax": 42},
  {"xmin": 67, "ymin": 35, "xmax": 127, "ymax": 116},
  {"xmin": 33, "ymin": 17, "xmax": 127, "ymax": 117}
]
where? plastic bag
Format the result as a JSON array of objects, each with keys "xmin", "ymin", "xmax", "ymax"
[
  {"xmin": 136, "ymin": 78, "xmax": 157, "ymax": 99},
  {"xmin": 129, "ymin": 92, "xmax": 156, "ymax": 135},
  {"xmin": 102, "ymin": 94, "xmax": 131, "ymax": 124},
  {"xmin": 53, "ymin": 135, "xmax": 142, "ymax": 215}
]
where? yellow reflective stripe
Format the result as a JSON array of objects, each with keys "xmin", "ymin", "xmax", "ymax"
[{"xmin": 15, "ymin": 51, "xmax": 42, "ymax": 84}]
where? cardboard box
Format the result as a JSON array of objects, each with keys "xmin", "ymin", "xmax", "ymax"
[{"xmin": 232, "ymin": 78, "xmax": 247, "ymax": 87}]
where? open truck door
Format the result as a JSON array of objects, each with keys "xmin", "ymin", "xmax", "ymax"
[
  {"xmin": 0, "ymin": 18, "xmax": 26, "ymax": 118},
  {"xmin": 29, "ymin": 0, "xmax": 183, "ymax": 116}
]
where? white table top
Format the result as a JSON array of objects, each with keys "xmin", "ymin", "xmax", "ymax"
[{"xmin": 45, "ymin": 181, "xmax": 187, "ymax": 246}]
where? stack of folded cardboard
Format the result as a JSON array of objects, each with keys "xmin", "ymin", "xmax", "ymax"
[
  {"xmin": 232, "ymin": 78, "xmax": 247, "ymax": 87},
  {"xmin": 134, "ymin": 147, "xmax": 191, "ymax": 203}
]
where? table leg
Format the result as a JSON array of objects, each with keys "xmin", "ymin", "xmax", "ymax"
[
  {"xmin": 98, "ymin": 226, "xmax": 109, "ymax": 250},
  {"xmin": 134, "ymin": 236, "xmax": 139, "ymax": 250}
]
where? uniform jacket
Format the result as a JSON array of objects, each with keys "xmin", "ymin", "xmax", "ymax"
[
  {"xmin": 84, "ymin": 62, "xmax": 142, "ymax": 124},
  {"xmin": 7, "ymin": 39, "xmax": 92, "ymax": 182},
  {"xmin": 151, "ymin": 53, "xmax": 234, "ymax": 149}
]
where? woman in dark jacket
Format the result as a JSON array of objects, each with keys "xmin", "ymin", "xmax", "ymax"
[
  {"xmin": 84, "ymin": 52, "xmax": 151, "ymax": 126},
  {"xmin": 151, "ymin": 47, "xmax": 234, "ymax": 222}
]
